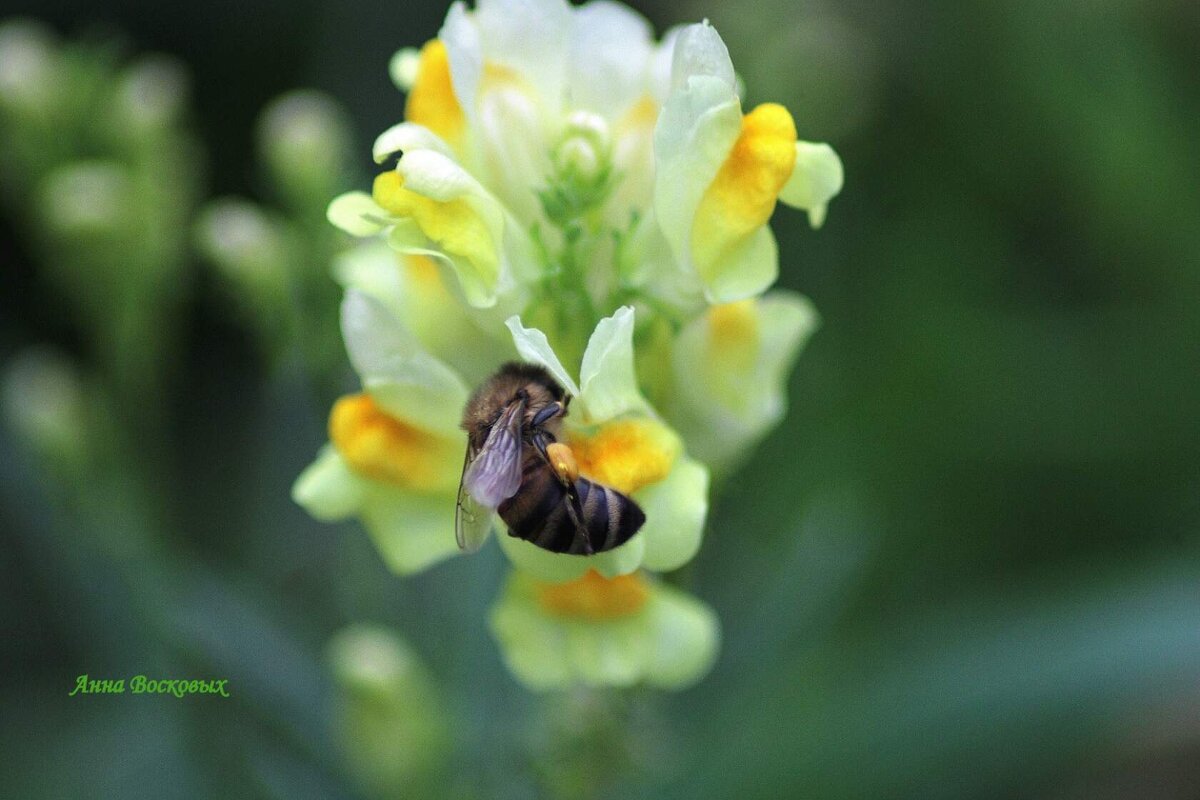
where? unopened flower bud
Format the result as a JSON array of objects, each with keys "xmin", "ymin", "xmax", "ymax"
[
  {"xmin": 2, "ymin": 348, "xmax": 87, "ymax": 467},
  {"xmin": 0, "ymin": 20, "xmax": 57, "ymax": 110},
  {"xmin": 327, "ymin": 626, "xmax": 448, "ymax": 794},
  {"xmin": 194, "ymin": 199, "xmax": 294, "ymax": 343},
  {"xmin": 37, "ymin": 161, "xmax": 131, "ymax": 236},
  {"xmin": 388, "ymin": 47, "xmax": 421, "ymax": 91},
  {"xmin": 194, "ymin": 199, "xmax": 288, "ymax": 287},
  {"xmin": 554, "ymin": 110, "xmax": 611, "ymax": 183},
  {"xmin": 112, "ymin": 55, "xmax": 188, "ymax": 134},
  {"xmin": 257, "ymin": 90, "xmax": 354, "ymax": 209}
]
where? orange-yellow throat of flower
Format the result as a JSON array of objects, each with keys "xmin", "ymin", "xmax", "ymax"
[
  {"xmin": 329, "ymin": 393, "xmax": 460, "ymax": 492},
  {"xmin": 703, "ymin": 299, "xmax": 762, "ymax": 410},
  {"xmin": 536, "ymin": 570, "xmax": 651, "ymax": 620},
  {"xmin": 405, "ymin": 39, "xmax": 465, "ymax": 147},
  {"xmin": 691, "ymin": 103, "xmax": 798, "ymax": 278},
  {"xmin": 566, "ymin": 418, "xmax": 681, "ymax": 496}
]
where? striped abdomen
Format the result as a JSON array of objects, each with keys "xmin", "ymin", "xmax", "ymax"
[{"xmin": 498, "ymin": 459, "xmax": 645, "ymax": 555}]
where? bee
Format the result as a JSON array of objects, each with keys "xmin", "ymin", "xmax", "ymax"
[{"xmin": 456, "ymin": 362, "xmax": 646, "ymax": 555}]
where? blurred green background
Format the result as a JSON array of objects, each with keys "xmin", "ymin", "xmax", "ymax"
[{"xmin": 2, "ymin": 0, "xmax": 1198, "ymax": 798}]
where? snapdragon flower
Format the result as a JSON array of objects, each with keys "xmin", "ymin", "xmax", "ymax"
[
  {"xmin": 667, "ymin": 292, "xmax": 821, "ymax": 472},
  {"xmin": 490, "ymin": 569, "xmax": 718, "ymax": 690},
  {"xmin": 298, "ymin": 0, "xmax": 843, "ymax": 691},
  {"xmin": 293, "ymin": 286, "xmax": 470, "ymax": 575}
]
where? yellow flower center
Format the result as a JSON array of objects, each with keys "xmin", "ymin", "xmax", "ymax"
[
  {"xmin": 690, "ymin": 103, "xmax": 798, "ymax": 279},
  {"xmin": 566, "ymin": 418, "xmax": 681, "ymax": 496},
  {"xmin": 704, "ymin": 300, "xmax": 761, "ymax": 410},
  {"xmin": 536, "ymin": 569, "xmax": 651, "ymax": 620},
  {"xmin": 404, "ymin": 253, "xmax": 444, "ymax": 290},
  {"xmin": 405, "ymin": 39, "xmax": 465, "ymax": 147},
  {"xmin": 708, "ymin": 299, "xmax": 760, "ymax": 356},
  {"xmin": 617, "ymin": 95, "xmax": 660, "ymax": 133},
  {"xmin": 329, "ymin": 393, "xmax": 460, "ymax": 492},
  {"xmin": 372, "ymin": 170, "xmax": 500, "ymax": 292},
  {"xmin": 482, "ymin": 61, "xmax": 528, "ymax": 92}
]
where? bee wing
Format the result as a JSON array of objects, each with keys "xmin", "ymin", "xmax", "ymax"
[
  {"xmin": 455, "ymin": 445, "xmax": 493, "ymax": 552},
  {"xmin": 455, "ymin": 400, "xmax": 526, "ymax": 552}
]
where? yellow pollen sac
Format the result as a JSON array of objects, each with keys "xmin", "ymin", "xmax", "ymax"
[
  {"xmin": 690, "ymin": 103, "xmax": 798, "ymax": 279},
  {"xmin": 405, "ymin": 40, "xmax": 465, "ymax": 146},
  {"xmin": 536, "ymin": 570, "xmax": 651, "ymax": 620},
  {"xmin": 372, "ymin": 171, "xmax": 500, "ymax": 291},
  {"xmin": 545, "ymin": 441, "xmax": 579, "ymax": 483},
  {"xmin": 566, "ymin": 418, "xmax": 681, "ymax": 496},
  {"xmin": 329, "ymin": 393, "xmax": 459, "ymax": 492}
]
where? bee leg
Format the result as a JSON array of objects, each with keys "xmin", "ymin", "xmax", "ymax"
[
  {"xmin": 532, "ymin": 432, "xmax": 595, "ymax": 555},
  {"xmin": 531, "ymin": 432, "xmax": 552, "ymax": 468},
  {"xmin": 562, "ymin": 486, "xmax": 595, "ymax": 555},
  {"xmin": 530, "ymin": 401, "xmax": 566, "ymax": 428},
  {"xmin": 531, "ymin": 432, "xmax": 564, "ymax": 477}
]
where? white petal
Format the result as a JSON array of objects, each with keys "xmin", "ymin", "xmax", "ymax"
[
  {"xmin": 497, "ymin": 528, "xmax": 645, "ymax": 581},
  {"xmin": 668, "ymin": 290, "xmax": 819, "ymax": 471},
  {"xmin": 504, "ymin": 315, "xmax": 581, "ymax": 397},
  {"xmin": 647, "ymin": 26, "xmax": 684, "ymax": 103},
  {"xmin": 332, "ymin": 241, "xmax": 406, "ymax": 319},
  {"xmin": 653, "ymin": 21, "xmax": 744, "ymax": 271},
  {"xmin": 440, "ymin": 2, "xmax": 483, "ymax": 115},
  {"xmin": 701, "ymin": 224, "xmax": 779, "ymax": 304},
  {"xmin": 637, "ymin": 457, "xmax": 709, "ymax": 571},
  {"xmin": 669, "ymin": 21, "xmax": 736, "ymax": 93},
  {"xmin": 394, "ymin": 150, "xmax": 509, "ymax": 254},
  {"xmin": 488, "ymin": 575, "xmax": 575, "ymax": 690},
  {"xmin": 779, "ymin": 140, "xmax": 844, "ymax": 229},
  {"xmin": 643, "ymin": 584, "xmax": 720, "ymax": 689},
  {"xmin": 568, "ymin": 622, "xmax": 643, "ymax": 687},
  {"xmin": 327, "ymin": 191, "xmax": 390, "ymax": 236},
  {"xmin": 578, "ymin": 305, "xmax": 649, "ymax": 423},
  {"xmin": 617, "ymin": 210, "xmax": 707, "ymax": 313},
  {"xmin": 373, "ymin": 122, "xmax": 456, "ymax": 163},
  {"xmin": 385, "ymin": 226, "xmax": 500, "ymax": 310},
  {"xmin": 359, "ymin": 488, "xmax": 461, "ymax": 575},
  {"xmin": 341, "ymin": 290, "xmax": 469, "ymax": 434},
  {"xmin": 744, "ymin": 290, "xmax": 820, "ymax": 420},
  {"xmin": 476, "ymin": 0, "xmax": 572, "ymax": 115},
  {"xmin": 387, "ymin": 153, "xmax": 512, "ymax": 309},
  {"xmin": 335, "ymin": 241, "xmax": 512, "ymax": 386},
  {"xmin": 569, "ymin": 1, "xmax": 653, "ymax": 115},
  {"xmin": 292, "ymin": 446, "xmax": 366, "ymax": 521},
  {"xmin": 396, "ymin": 149, "xmax": 479, "ymax": 201},
  {"xmin": 652, "ymin": 75, "xmax": 741, "ymax": 267},
  {"xmin": 475, "ymin": 77, "xmax": 551, "ymax": 221}
]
